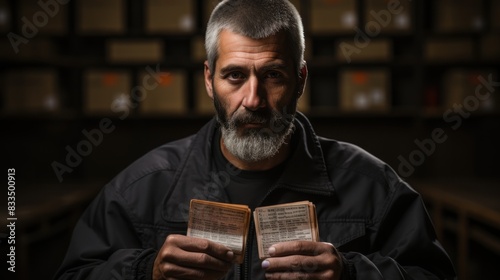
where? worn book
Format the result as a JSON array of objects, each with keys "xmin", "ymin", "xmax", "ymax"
[
  {"xmin": 186, "ymin": 199, "xmax": 251, "ymax": 263},
  {"xmin": 186, "ymin": 199, "xmax": 319, "ymax": 262}
]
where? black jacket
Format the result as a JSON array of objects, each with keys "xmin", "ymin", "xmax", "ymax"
[{"xmin": 55, "ymin": 113, "xmax": 456, "ymax": 280}]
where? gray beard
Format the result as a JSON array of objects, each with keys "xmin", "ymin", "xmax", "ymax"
[
  {"xmin": 212, "ymin": 81, "xmax": 298, "ymax": 162},
  {"xmin": 220, "ymin": 115, "xmax": 295, "ymax": 162}
]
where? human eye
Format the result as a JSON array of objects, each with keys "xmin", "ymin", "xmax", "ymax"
[
  {"xmin": 225, "ymin": 72, "xmax": 246, "ymax": 83},
  {"xmin": 266, "ymin": 71, "xmax": 282, "ymax": 79}
]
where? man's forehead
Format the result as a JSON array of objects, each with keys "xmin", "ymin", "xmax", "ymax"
[{"xmin": 216, "ymin": 29, "xmax": 291, "ymax": 64}]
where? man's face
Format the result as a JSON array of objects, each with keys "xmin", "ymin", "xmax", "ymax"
[{"xmin": 204, "ymin": 29, "xmax": 307, "ymax": 162}]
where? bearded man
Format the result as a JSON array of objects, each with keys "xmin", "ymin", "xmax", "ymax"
[{"xmin": 56, "ymin": 1, "xmax": 456, "ymax": 279}]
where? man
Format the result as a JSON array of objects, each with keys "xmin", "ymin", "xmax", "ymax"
[{"xmin": 56, "ymin": 0, "xmax": 456, "ymax": 279}]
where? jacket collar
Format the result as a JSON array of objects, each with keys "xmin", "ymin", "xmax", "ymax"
[{"xmin": 162, "ymin": 112, "xmax": 335, "ymax": 222}]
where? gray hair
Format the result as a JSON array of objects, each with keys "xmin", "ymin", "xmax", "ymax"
[{"xmin": 205, "ymin": 0, "xmax": 305, "ymax": 75}]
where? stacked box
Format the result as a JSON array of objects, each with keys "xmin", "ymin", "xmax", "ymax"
[
  {"xmin": 424, "ymin": 39, "xmax": 474, "ymax": 61},
  {"xmin": 443, "ymin": 69, "xmax": 497, "ymax": 111},
  {"xmin": 336, "ymin": 39, "xmax": 392, "ymax": 62},
  {"xmin": 0, "ymin": 0, "xmax": 10, "ymax": 32},
  {"xmin": 77, "ymin": 0, "xmax": 125, "ymax": 34},
  {"xmin": 145, "ymin": 0, "xmax": 195, "ymax": 33},
  {"xmin": 435, "ymin": 0, "xmax": 484, "ymax": 32},
  {"xmin": 365, "ymin": 0, "xmax": 413, "ymax": 32},
  {"xmin": 18, "ymin": 0, "xmax": 68, "ymax": 34},
  {"xmin": 340, "ymin": 69, "xmax": 390, "ymax": 111},
  {"xmin": 138, "ymin": 71, "xmax": 187, "ymax": 115},
  {"xmin": 84, "ymin": 70, "xmax": 131, "ymax": 115},
  {"xmin": 2, "ymin": 69, "xmax": 59, "ymax": 113},
  {"xmin": 107, "ymin": 40, "xmax": 164, "ymax": 63},
  {"xmin": 310, "ymin": 0, "xmax": 357, "ymax": 34}
]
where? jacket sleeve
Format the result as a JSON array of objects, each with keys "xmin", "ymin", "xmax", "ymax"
[
  {"xmin": 341, "ymin": 181, "xmax": 456, "ymax": 280},
  {"xmin": 54, "ymin": 185, "xmax": 156, "ymax": 280}
]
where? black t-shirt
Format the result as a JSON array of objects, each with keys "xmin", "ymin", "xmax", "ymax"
[{"xmin": 212, "ymin": 130, "xmax": 290, "ymax": 210}]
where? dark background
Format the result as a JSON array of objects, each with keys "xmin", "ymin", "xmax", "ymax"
[{"xmin": 1, "ymin": 0, "xmax": 499, "ymax": 279}]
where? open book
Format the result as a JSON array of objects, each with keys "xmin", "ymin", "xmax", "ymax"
[{"xmin": 186, "ymin": 199, "xmax": 319, "ymax": 261}]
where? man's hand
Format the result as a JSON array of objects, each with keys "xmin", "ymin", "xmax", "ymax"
[
  {"xmin": 153, "ymin": 234, "xmax": 235, "ymax": 280},
  {"xmin": 261, "ymin": 241, "xmax": 343, "ymax": 280}
]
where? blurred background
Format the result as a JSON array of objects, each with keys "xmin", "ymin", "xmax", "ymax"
[{"xmin": 1, "ymin": 0, "xmax": 499, "ymax": 279}]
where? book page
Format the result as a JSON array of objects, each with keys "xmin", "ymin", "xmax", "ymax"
[
  {"xmin": 187, "ymin": 199, "xmax": 250, "ymax": 263},
  {"xmin": 254, "ymin": 201, "xmax": 318, "ymax": 259}
]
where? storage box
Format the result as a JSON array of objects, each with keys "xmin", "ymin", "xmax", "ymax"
[
  {"xmin": 107, "ymin": 40, "xmax": 163, "ymax": 63},
  {"xmin": 365, "ymin": 0, "xmax": 412, "ymax": 33},
  {"xmin": 435, "ymin": 0, "xmax": 484, "ymax": 32},
  {"xmin": 424, "ymin": 39, "xmax": 474, "ymax": 61},
  {"xmin": 340, "ymin": 70, "xmax": 390, "ymax": 111},
  {"xmin": 0, "ymin": 0, "xmax": 10, "ymax": 33},
  {"xmin": 336, "ymin": 39, "xmax": 392, "ymax": 62},
  {"xmin": 443, "ymin": 69, "xmax": 497, "ymax": 111},
  {"xmin": 18, "ymin": 0, "xmax": 68, "ymax": 34},
  {"xmin": 2, "ymin": 69, "xmax": 59, "ymax": 113},
  {"xmin": 84, "ymin": 70, "xmax": 131, "ymax": 115},
  {"xmin": 77, "ymin": 0, "xmax": 125, "ymax": 34},
  {"xmin": 145, "ymin": 0, "xmax": 195, "ymax": 33},
  {"xmin": 310, "ymin": 0, "xmax": 357, "ymax": 34},
  {"xmin": 138, "ymin": 70, "xmax": 187, "ymax": 115}
]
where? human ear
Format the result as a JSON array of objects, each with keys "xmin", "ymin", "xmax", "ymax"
[{"xmin": 204, "ymin": 61, "xmax": 214, "ymax": 99}]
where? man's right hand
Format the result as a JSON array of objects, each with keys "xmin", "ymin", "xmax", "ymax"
[{"xmin": 153, "ymin": 234, "xmax": 235, "ymax": 280}]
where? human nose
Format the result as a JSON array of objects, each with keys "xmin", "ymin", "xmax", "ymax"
[{"xmin": 242, "ymin": 76, "xmax": 265, "ymax": 111}]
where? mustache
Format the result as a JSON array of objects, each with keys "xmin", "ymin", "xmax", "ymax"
[{"xmin": 230, "ymin": 110, "xmax": 272, "ymax": 127}]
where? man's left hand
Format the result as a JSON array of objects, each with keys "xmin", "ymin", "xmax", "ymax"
[{"xmin": 261, "ymin": 241, "xmax": 343, "ymax": 280}]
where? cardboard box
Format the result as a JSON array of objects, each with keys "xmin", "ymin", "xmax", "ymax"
[
  {"xmin": 443, "ymin": 69, "xmax": 497, "ymax": 111},
  {"xmin": 107, "ymin": 40, "xmax": 163, "ymax": 63},
  {"xmin": 310, "ymin": 0, "xmax": 357, "ymax": 34},
  {"xmin": 84, "ymin": 70, "xmax": 131, "ymax": 115},
  {"xmin": 481, "ymin": 35, "xmax": 500, "ymax": 60},
  {"xmin": 145, "ymin": 0, "xmax": 195, "ymax": 33},
  {"xmin": 365, "ymin": 0, "xmax": 413, "ymax": 33},
  {"xmin": 2, "ymin": 69, "xmax": 59, "ymax": 113},
  {"xmin": 424, "ymin": 39, "xmax": 474, "ymax": 61},
  {"xmin": 138, "ymin": 70, "xmax": 187, "ymax": 115},
  {"xmin": 340, "ymin": 70, "xmax": 390, "ymax": 111},
  {"xmin": 0, "ymin": 0, "xmax": 10, "ymax": 33},
  {"xmin": 18, "ymin": 0, "xmax": 68, "ymax": 34},
  {"xmin": 336, "ymin": 39, "xmax": 392, "ymax": 62},
  {"xmin": 435, "ymin": 0, "xmax": 484, "ymax": 32},
  {"xmin": 194, "ymin": 72, "xmax": 215, "ymax": 115},
  {"xmin": 77, "ymin": 0, "xmax": 125, "ymax": 34}
]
